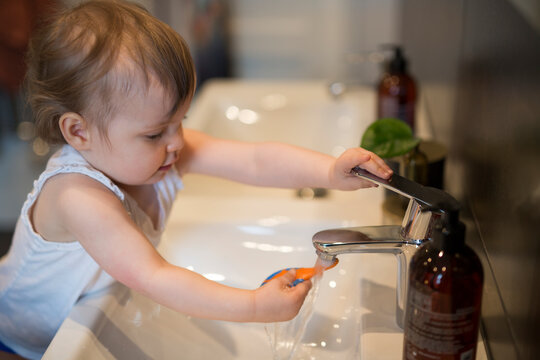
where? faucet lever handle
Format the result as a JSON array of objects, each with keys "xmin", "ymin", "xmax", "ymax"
[{"xmin": 351, "ymin": 166, "xmax": 457, "ymax": 208}]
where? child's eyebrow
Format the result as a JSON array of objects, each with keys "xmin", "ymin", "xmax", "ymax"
[
  {"xmin": 145, "ymin": 109, "xmax": 185, "ymax": 130},
  {"xmin": 144, "ymin": 115, "xmax": 173, "ymax": 130}
]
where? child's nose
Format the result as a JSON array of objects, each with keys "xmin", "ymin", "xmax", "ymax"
[{"xmin": 166, "ymin": 131, "xmax": 184, "ymax": 153}]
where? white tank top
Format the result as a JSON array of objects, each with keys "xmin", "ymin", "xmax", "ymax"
[{"xmin": 0, "ymin": 145, "xmax": 183, "ymax": 359}]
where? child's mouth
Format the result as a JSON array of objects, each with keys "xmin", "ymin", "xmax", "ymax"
[{"xmin": 159, "ymin": 164, "xmax": 172, "ymax": 172}]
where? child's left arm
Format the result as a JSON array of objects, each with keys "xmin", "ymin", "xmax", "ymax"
[{"xmin": 177, "ymin": 129, "xmax": 392, "ymax": 188}]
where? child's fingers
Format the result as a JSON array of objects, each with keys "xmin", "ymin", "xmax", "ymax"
[
  {"xmin": 354, "ymin": 150, "xmax": 392, "ymax": 179},
  {"xmin": 281, "ymin": 269, "xmax": 301, "ymax": 287},
  {"xmin": 254, "ymin": 270, "xmax": 314, "ymax": 321},
  {"xmin": 282, "ymin": 269, "xmax": 297, "ymax": 282},
  {"xmin": 372, "ymin": 154, "xmax": 392, "ymax": 176},
  {"xmin": 272, "ymin": 270, "xmax": 313, "ymax": 291},
  {"xmin": 292, "ymin": 277, "xmax": 312, "ymax": 293},
  {"xmin": 339, "ymin": 148, "xmax": 392, "ymax": 179}
]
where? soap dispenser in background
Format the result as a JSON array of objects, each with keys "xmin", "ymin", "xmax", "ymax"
[
  {"xmin": 402, "ymin": 203, "xmax": 484, "ymax": 360},
  {"xmin": 377, "ymin": 46, "xmax": 417, "ymax": 132}
]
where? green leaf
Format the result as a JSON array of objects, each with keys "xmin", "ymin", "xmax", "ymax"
[{"xmin": 361, "ymin": 118, "xmax": 420, "ymax": 158}]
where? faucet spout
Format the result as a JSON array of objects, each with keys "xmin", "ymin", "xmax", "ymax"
[
  {"xmin": 313, "ymin": 225, "xmax": 413, "ymax": 258},
  {"xmin": 313, "ymin": 225, "xmax": 422, "ymax": 329}
]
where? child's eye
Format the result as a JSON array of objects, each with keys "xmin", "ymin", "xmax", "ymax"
[{"xmin": 146, "ymin": 132, "xmax": 163, "ymax": 140}]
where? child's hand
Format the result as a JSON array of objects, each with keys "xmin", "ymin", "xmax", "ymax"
[
  {"xmin": 329, "ymin": 147, "xmax": 393, "ymax": 190},
  {"xmin": 253, "ymin": 269, "xmax": 312, "ymax": 322}
]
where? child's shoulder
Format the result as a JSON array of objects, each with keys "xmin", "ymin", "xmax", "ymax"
[
  {"xmin": 42, "ymin": 171, "xmax": 115, "ymax": 197},
  {"xmin": 32, "ymin": 172, "xmax": 124, "ymax": 243}
]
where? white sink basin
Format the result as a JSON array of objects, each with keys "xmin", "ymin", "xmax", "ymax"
[
  {"xmin": 44, "ymin": 80, "xmax": 486, "ymax": 359},
  {"xmin": 185, "ymin": 79, "xmax": 374, "ymax": 157},
  {"xmin": 45, "ymin": 189, "xmax": 399, "ymax": 360}
]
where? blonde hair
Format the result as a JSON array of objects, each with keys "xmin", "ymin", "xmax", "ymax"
[{"xmin": 25, "ymin": 0, "xmax": 196, "ymax": 144}]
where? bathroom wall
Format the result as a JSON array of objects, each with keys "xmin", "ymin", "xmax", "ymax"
[
  {"xmin": 228, "ymin": 0, "xmax": 402, "ymax": 84},
  {"xmin": 145, "ymin": 0, "xmax": 403, "ymax": 84},
  {"xmin": 156, "ymin": 0, "xmax": 402, "ymax": 84},
  {"xmin": 400, "ymin": 1, "xmax": 540, "ymax": 359}
]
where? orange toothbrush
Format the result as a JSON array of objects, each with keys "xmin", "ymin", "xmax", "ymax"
[{"xmin": 260, "ymin": 258, "xmax": 339, "ymax": 287}]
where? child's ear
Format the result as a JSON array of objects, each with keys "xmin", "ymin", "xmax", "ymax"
[{"xmin": 58, "ymin": 112, "xmax": 92, "ymax": 150}]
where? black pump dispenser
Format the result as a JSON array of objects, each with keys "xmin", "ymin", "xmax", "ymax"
[
  {"xmin": 389, "ymin": 46, "xmax": 407, "ymax": 74},
  {"xmin": 426, "ymin": 201, "xmax": 465, "ymax": 250}
]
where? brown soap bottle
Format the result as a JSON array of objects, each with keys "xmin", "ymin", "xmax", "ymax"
[
  {"xmin": 402, "ymin": 204, "xmax": 483, "ymax": 360},
  {"xmin": 377, "ymin": 46, "xmax": 417, "ymax": 131}
]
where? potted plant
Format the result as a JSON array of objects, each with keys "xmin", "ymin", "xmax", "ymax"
[{"xmin": 361, "ymin": 117, "xmax": 429, "ymax": 211}]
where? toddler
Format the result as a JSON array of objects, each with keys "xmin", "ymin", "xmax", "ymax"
[{"xmin": 0, "ymin": 1, "xmax": 392, "ymax": 358}]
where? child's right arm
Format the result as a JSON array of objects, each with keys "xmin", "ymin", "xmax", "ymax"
[{"xmin": 33, "ymin": 173, "xmax": 311, "ymax": 322}]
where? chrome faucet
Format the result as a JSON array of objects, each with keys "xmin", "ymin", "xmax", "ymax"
[{"xmin": 312, "ymin": 166, "xmax": 459, "ymax": 328}]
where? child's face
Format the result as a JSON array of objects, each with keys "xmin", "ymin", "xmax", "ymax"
[{"xmin": 84, "ymin": 80, "xmax": 190, "ymax": 187}]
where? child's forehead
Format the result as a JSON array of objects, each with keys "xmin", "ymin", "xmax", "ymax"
[
  {"xmin": 112, "ymin": 54, "xmax": 176, "ymax": 108},
  {"xmin": 109, "ymin": 42, "xmax": 193, "ymax": 119}
]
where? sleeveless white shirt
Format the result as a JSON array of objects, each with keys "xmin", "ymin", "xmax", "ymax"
[{"xmin": 0, "ymin": 145, "xmax": 183, "ymax": 359}]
